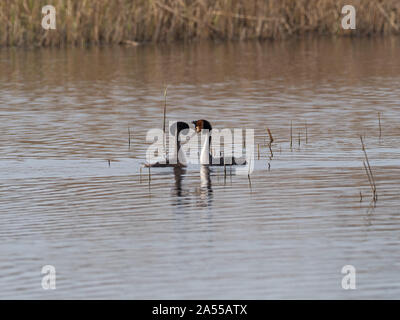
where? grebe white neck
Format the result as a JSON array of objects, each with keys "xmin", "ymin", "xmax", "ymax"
[{"xmin": 200, "ymin": 130, "xmax": 211, "ymax": 165}]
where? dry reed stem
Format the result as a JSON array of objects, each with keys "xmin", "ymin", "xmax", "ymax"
[
  {"xmin": 163, "ymin": 87, "xmax": 167, "ymax": 133},
  {"xmin": 305, "ymin": 121, "xmax": 308, "ymax": 144},
  {"xmin": 267, "ymin": 128, "xmax": 274, "ymax": 144},
  {"xmin": 360, "ymin": 136, "xmax": 377, "ymax": 202},
  {"xmin": 267, "ymin": 128, "xmax": 274, "ymax": 159},
  {"xmin": 128, "ymin": 127, "xmax": 131, "ymax": 149},
  {"xmin": 376, "ymin": 2, "xmax": 400, "ymax": 32},
  {"xmin": 363, "ymin": 161, "xmax": 374, "ymax": 196},
  {"xmin": 223, "ymin": 154, "xmax": 226, "ymax": 181},
  {"xmin": 148, "ymin": 165, "xmax": 151, "ymax": 184},
  {"xmin": 298, "ymin": 132, "xmax": 300, "ymax": 147},
  {"xmin": 378, "ymin": 112, "xmax": 382, "ymax": 140},
  {"xmin": 162, "ymin": 86, "xmax": 168, "ymax": 158}
]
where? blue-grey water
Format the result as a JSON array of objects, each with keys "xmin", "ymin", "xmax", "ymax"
[{"xmin": 0, "ymin": 38, "xmax": 399, "ymax": 299}]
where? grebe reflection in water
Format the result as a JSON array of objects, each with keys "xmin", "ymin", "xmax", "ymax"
[
  {"xmin": 171, "ymin": 166, "xmax": 213, "ymax": 209},
  {"xmin": 197, "ymin": 165, "xmax": 213, "ymax": 207},
  {"xmin": 172, "ymin": 166, "xmax": 187, "ymax": 198}
]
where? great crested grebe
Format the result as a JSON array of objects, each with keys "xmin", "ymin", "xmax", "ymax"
[
  {"xmin": 145, "ymin": 121, "xmax": 190, "ymax": 167},
  {"xmin": 192, "ymin": 119, "xmax": 246, "ymax": 166}
]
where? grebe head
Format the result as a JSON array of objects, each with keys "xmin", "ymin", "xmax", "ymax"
[
  {"xmin": 170, "ymin": 121, "xmax": 190, "ymax": 136},
  {"xmin": 192, "ymin": 119, "xmax": 212, "ymax": 133}
]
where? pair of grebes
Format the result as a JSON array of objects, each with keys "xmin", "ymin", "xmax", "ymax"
[{"xmin": 146, "ymin": 119, "xmax": 244, "ymax": 168}]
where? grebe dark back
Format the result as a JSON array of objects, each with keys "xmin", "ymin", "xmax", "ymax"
[{"xmin": 145, "ymin": 121, "xmax": 190, "ymax": 167}]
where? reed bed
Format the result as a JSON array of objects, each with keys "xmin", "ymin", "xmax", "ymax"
[{"xmin": 1, "ymin": 0, "xmax": 400, "ymax": 47}]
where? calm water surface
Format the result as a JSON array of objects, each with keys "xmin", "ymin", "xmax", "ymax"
[{"xmin": 0, "ymin": 38, "xmax": 399, "ymax": 299}]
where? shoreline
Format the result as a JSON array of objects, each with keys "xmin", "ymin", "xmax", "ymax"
[{"xmin": 1, "ymin": 33, "xmax": 399, "ymax": 50}]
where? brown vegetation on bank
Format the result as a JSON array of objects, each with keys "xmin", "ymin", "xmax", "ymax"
[{"xmin": 1, "ymin": 0, "xmax": 400, "ymax": 47}]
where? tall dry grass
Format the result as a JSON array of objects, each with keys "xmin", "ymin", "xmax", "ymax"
[{"xmin": 0, "ymin": 0, "xmax": 400, "ymax": 47}]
